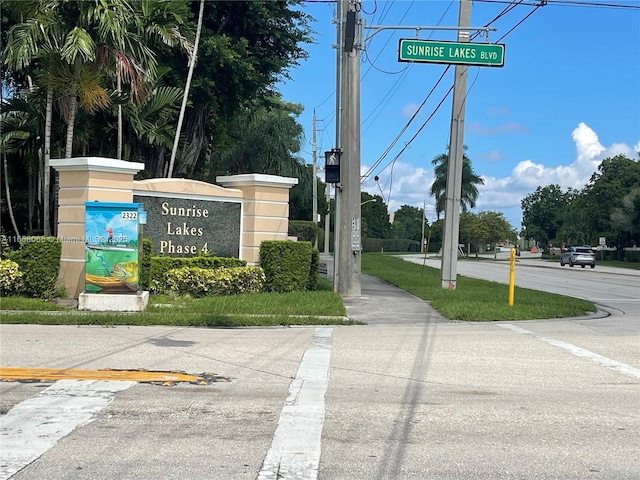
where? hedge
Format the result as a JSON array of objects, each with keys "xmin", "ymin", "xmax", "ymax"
[
  {"xmin": 149, "ymin": 255, "xmax": 246, "ymax": 292},
  {"xmin": 5, "ymin": 237, "xmax": 61, "ymax": 298},
  {"xmin": 260, "ymin": 240, "xmax": 316, "ymax": 292}
]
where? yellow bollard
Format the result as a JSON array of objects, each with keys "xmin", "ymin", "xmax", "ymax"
[{"xmin": 508, "ymin": 247, "xmax": 516, "ymax": 306}]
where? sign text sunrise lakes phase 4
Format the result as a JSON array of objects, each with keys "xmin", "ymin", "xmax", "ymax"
[{"xmin": 398, "ymin": 39, "xmax": 505, "ymax": 67}]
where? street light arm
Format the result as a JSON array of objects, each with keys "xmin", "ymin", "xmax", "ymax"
[{"xmin": 364, "ymin": 25, "xmax": 497, "ymax": 43}]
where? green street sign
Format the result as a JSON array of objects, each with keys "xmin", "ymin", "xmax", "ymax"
[{"xmin": 398, "ymin": 39, "xmax": 505, "ymax": 67}]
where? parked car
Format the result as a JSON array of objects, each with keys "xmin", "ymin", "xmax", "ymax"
[{"xmin": 560, "ymin": 246, "xmax": 596, "ymax": 268}]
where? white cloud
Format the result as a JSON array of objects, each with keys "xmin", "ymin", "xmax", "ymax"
[
  {"xmin": 361, "ymin": 160, "xmax": 434, "ymax": 213},
  {"xmin": 371, "ymin": 122, "xmax": 638, "ymax": 230}
]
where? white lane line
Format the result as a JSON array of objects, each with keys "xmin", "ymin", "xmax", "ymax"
[
  {"xmin": 0, "ymin": 379, "xmax": 135, "ymax": 480},
  {"xmin": 499, "ymin": 324, "xmax": 640, "ymax": 380},
  {"xmin": 257, "ymin": 327, "xmax": 333, "ymax": 480}
]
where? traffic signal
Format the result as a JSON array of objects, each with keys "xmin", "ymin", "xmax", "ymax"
[{"xmin": 325, "ymin": 149, "xmax": 341, "ymax": 184}]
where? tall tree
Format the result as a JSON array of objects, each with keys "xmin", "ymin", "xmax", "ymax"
[
  {"xmin": 392, "ymin": 204, "xmax": 426, "ymax": 241},
  {"xmin": 610, "ymin": 187, "xmax": 640, "ymax": 249},
  {"xmin": 573, "ymin": 154, "xmax": 640, "ymax": 253},
  {"xmin": 207, "ymin": 98, "xmax": 309, "ymax": 189},
  {"xmin": 0, "ymin": 93, "xmax": 46, "ymax": 233},
  {"xmin": 160, "ymin": 0, "xmax": 312, "ymax": 177},
  {"xmin": 430, "ymin": 146, "xmax": 485, "ymax": 220},
  {"xmin": 521, "ymin": 184, "xmax": 571, "ymax": 247},
  {"xmin": 460, "ymin": 211, "xmax": 516, "ymax": 255},
  {"xmin": 361, "ymin": 192, "xmax": 391, "ymax": 239},
  {"xmin": 2, "ymin": 0, "xmax": 192, "ymax": 233}
]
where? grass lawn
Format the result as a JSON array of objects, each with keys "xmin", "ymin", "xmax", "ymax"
[
  {"xmin": 362, "ymin": 253, "xmax": 597, "ymax": 321},
  {"xmin": 0, "ymin": 280, "xmax": 355, "ymax": 327},
  {"xmin": 1, "ymin": 256, "xmax": 600, "ymax": 325}
]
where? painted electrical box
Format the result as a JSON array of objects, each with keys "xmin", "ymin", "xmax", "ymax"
[{"xmin": 84, "ymin": 202, "xmax": 143, "ymax": 294}]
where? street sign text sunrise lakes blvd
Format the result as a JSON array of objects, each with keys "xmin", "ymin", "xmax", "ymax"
[{"xmin": 398, "ymin": 39, "xmax": 505, "ymax": 67}]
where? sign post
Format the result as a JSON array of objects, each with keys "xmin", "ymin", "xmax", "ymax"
[{"xmin": 398, "ymin": 39, "xmax": 505, "ymax": 67}]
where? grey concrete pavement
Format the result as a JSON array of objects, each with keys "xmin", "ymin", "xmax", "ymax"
[
  {"xmin": 1, "ymin": 269, "xmax": 639, "ymax": 479},
  {"xmin": 342, "ymin": 274, "xmax": 449, "ymax": 326}
]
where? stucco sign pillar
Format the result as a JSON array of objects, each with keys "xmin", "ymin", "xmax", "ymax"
[{"xmin": 50, "ymin": 157, "xmax": 144, "ymax": 298}]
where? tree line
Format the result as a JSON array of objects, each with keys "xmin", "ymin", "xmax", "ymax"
[
  {"xmin": 1, "ymin": 0, "xmax": 313, "ymax": 236},
  {"xmin": 1, "ymin": 0, "xmax": 521, "ymax": 254},
  {"xmin": 521, "ymin": 154, "xmax": 640, "ymax": 255}
]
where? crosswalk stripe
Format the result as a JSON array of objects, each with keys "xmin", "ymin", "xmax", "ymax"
[
  {"xmin": 257, "ymin": 327, "xmax": 333, "ymax": 480},
  {"xmin": 0, "ymin": 379, "xmax": 135, "ymax": 480}
]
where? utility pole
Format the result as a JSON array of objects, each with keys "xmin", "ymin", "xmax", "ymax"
[
  {"xmin": 440, "ymin": 0, "xmax": 471, "ymax": 290},
  {"xmin": 312, "ymin": 110, "xmax": 318, "ymax": 248},
  {"xmin": 324, "ymin": 186, "xmax": 331, "ymax": 254},
  {"xmin": 332, "ymin": 0, "xmax": 344, "ymax": 291},
  {"xmin": 336, "ymin": 0, "xmax": 362, "ymax": 297},
  {"xmin": 421, "ymin": 200, "xmax": 426, "ymax": 254}
]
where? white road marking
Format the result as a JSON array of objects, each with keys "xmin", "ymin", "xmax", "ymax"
[
  {"xmin": 257, "ymin": 327, "xmax": 333, "ymax": 480},
  {"xmin": 0, "ymin": 379, "xmax": 135, "ymax": 480},
  {"xmin": 499, "ymin": 324, "xmax": 640, "ymax": 380}
]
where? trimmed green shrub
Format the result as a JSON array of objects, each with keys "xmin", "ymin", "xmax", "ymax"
[
  {"xmin": 5, "ymin": 237, "xmax": 61, "ymax": 298},
  {"xmin": 288, "ymin": 220, "xmax": 319, "ymax": 243},
  {"xmin": 260, "ymin": 240, "xmax": 313, "ymax": 292},
  {"xmin": 149, "ymin": 256, "xmax": 246, "ymax": 291},
  {"xmin": 160, "ymin": 266, "xmax": 265, "ymax": 297},
  {"xmin": 0, "ymin": 259, "xmax": 24, "ymax": 295},
  {"xmin": 361, "ymin": 237, "xmax": 435, "ymax": 253}
]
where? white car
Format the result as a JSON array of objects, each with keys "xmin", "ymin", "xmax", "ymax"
[{"xmin": 560, "ymin": 246, "xmax": 596, "ymax": 268}]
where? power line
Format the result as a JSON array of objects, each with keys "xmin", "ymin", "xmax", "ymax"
[
  {"xmin": 364, "ymin": 0, "xmax": 546, "ymax": 203},
  {"xmin": 361, "ymin": 66, "xmax": 451, "ymax": 181},
  {"xmin": 363, "ymin": 0, "xmax": 526, "ymax": 184},
  {"xmin": 497, "ymin": 4, "xmax": 544, "ymax": 41},
  {"xmin": 473, "ymin": 0, "xmax": 640, "ymax": 8}
]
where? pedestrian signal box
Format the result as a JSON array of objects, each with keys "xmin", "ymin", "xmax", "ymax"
[{"xmin": 325, "ymin": 149, "xmax": 341, "ymax": 184}]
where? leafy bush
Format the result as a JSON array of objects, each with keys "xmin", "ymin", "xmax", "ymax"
[
  {"xmin": 288, "ymin": 220, "xmax": 319, "ymax": 243},
  {"xmin": 0, "ymin": 259, "xmax": 24, "ymax": 295},
  {"xmin": 260, "ymin": 240, "xmax": 313, "ymax": 292},
  {"xmin": 5, "ymin": 237, "xmax": 61, "ymax": 298},
  {"xmin": 160, "ymin": 266, "xmax": 265, "ymax": 297},
  {"xmin": 149, "ymin": 256, "xmax": 246, "ymax": 291}
]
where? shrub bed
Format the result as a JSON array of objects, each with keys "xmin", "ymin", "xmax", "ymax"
[
  {"xmin": 158, "ymin": 266, "xmax": 265, "ymax": 297},
  {"xmin": 0, "ymin": 259, "xmax": 24, "ymax": 296},
  {"xmin": 5, "ymin": 237, "xmax": 61, "ymax": 298}
]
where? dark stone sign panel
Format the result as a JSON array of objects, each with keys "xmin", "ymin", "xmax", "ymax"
[{"xmin": 133, "ymin": 195, "xmax": 241, "ymax": 258}]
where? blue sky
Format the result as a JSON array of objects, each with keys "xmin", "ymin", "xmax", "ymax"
[{"xmin": 277, "ymin": 0, "xmax": 640, "ymax": 230}]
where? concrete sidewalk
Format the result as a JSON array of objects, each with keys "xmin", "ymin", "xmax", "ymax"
[{"xmin": 341, "ymin": 274, "xmax": 449, "ymax": 326}]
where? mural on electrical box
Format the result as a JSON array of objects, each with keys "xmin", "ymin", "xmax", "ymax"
[{"xmin": 84, "ymin": 202, "xmax": 142, "ymax": 294}]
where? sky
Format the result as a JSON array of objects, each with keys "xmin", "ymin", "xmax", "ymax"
[{"xmin": 276, "ymin": 0, "xmax": 640, "ymax": 230}]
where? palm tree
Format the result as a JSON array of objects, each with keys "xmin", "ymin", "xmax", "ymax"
[
  {"xmin": 430, "ymin": 146, "xmax": 485, "ymax": 220},
  {"xmin": 0, "ymin": 91, "xmax": 44, "ymax": 235},
  {"xmin": 3, "ymin": 0, "xmax": 191, "ymax": 232},
  {"xmin": 208, "ymin": 99, "xmax": 310, "ymax": 191},
  {"xmin": 167, "ymin": 0, "xmax": 204, "ymax": 178}
]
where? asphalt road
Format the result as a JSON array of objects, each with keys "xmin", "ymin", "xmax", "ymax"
[{"xmin": 1, "ymin": 258, "xmax": 638, "ymax": 479}]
